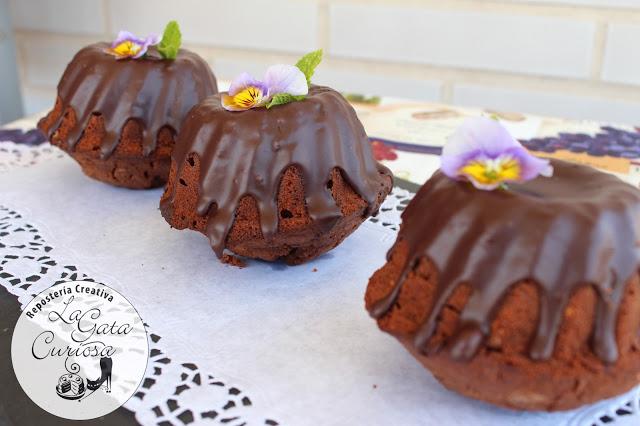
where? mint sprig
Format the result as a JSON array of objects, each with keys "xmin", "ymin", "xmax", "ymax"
[
  {"xmin": 263, "ymin": 49, "xmax": 323, "ymax": 109},
  {"xmin": 295, "ymin": 49, "xmax": 322, "ymax": 87},
  {"xmin": 266, "ymin": 93, "xmax": 306, "ymax": 109},
  {"xmin": 158, "ymin": 21, "xmax": 182, "ymax": 60}
]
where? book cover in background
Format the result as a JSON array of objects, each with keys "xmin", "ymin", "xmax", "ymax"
[{"xmin": 348, "ymin": 97, "xmax": 640, "ymax": 187}]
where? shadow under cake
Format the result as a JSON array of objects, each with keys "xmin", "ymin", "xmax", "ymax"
[
  {"xmin": 38, "ymin": 43, "xmax": 218, "ymax": 189},
  {"xmin": 365, "ymin": 159, "xmax": 640, "ymax": 411},
  {"xmin": 160, "ymin": 86, "xmax": 393, "ymax": 265}
]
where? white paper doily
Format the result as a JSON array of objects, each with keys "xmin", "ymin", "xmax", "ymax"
[
  {"xmin": 0, "ymin": 140, "xmax": 65, "ymax": 173},
  {"xmin": 1, "ymin": 141, "xmax": 639, "ymax": 426}
]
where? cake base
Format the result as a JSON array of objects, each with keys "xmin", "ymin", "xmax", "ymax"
[
  {"xmin": 365, "ymin": 240, "xmax": 640, "ymax": 411},
  {"xmin": 161, "ymin": 154, "xmax": 393, "ymax": 265},
  {"xmin": 38, "ymin": 97, "xmax": 175, "ymax": 189},
  {"xmin": 69, "ymin": 153, "xmax": 170, "ymax": 189}
]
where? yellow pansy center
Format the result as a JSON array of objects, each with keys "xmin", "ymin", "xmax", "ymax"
[
  {"xmin": 459, "ymin": 155, "xmax": 521, "ymax": 186},
  {"xmin": 221, "ymin": 86, "xmax": 266, "ymax": 111},
  {"xmin": 231, "ymin": 87, "xmax": 264, "ymax": 109},
  {"xmin": 110, "ymin": 40, "xmax": 142, "ymax": 58}
]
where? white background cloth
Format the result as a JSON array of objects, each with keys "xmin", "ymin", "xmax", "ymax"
[{"xmin": 1, "ymin": 144, "xmax": 639, "ymax": 426}]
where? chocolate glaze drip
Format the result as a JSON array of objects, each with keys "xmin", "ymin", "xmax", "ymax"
[
  {"xmin": 371, "ymin": 160, "xmax": 640, "ymax": 364},
  {"xmin": 162, "ymin": 86, "xmax": 392, "ymax": 257},
  {"xmin": 44, "ymin": 43, "xmax": 217, "ymax": 158}
]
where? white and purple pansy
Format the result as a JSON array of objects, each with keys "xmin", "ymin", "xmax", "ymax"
[
  {"xmin": 105, "ymin": 30, "xmax": 160, "ymax": 59},
  {"xmin": 441, "ymin": 117, "xmax": 553, "ymax": 190},
  {"xmin": 222, "ymin": 65, "xmax": 308, "ymax": 111},
  {"xmin": 221, "ymin": 49, "xmax": 323, "ymax": 111}
]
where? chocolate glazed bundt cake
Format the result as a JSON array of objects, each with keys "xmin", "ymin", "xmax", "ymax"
[
  {"xmin": 365, "ymin": 160, "xmax": 640, "ymax": 411},
  {"xmin": 38, "ymin": 43, "xmax": 217, "ymax": 188},
  {"xmin": 160, "ymin": 86, "xmax": 393, "ymax": 265}
]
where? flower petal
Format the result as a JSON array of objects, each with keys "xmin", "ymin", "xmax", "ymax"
[
  {"xmin": 221, "ymin": 94, "xmax": 246, "ymax": 111},
  {"xmin": 221, "ymin": 86, "xmax": 266, "ymax": 111},
  {"xmin": 228, "ymin": 72, "xmax": 266, "ymax": 96},
  {"xmin": 132, "ymin": 33, "xmax": 160, "ymax": 58},
  {"xmin": 458, "ymin": 153, "xmax": 521, "ymax": 190},
  {"xmin": 263, "ymin": 64, "xmax": 308, "ymax": 97},
  {"xmin": 112, "ymin": 30, "xmax": 144, "ymax": 47},
  {"xmin": 441, "ymin": 116, "xmax": 552, "ymax": 189},
  {"xmin": 146, "ymin": 34, "xmax": 161, "ymax": 45},
  {"xmin": 507, "ymin": 146, "xmax": 554, "ymax": 180},
  {"xmin": 440, "ymin": 148, "xmax": 477, "ymax": 180},
  {"xmin": 108, "ymin": 30, "xmax": 160, "ymax": 59},
  {"xmin": 443, "ymin": 117, "xmax": 516, "ymax": 160},
  {"xmin": 106, "ymin": 41, "xmax": 141, "ymax": 59}
]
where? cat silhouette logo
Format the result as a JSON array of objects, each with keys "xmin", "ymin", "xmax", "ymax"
[
  {"xmin": 55, "ymin": 356, "xmax": 113, "ymax": 402},
  {"xmin": 12, "ymin": 281, "xmax": 148, "ymax": 420},
  {"xmin": 87, "ymin": 357, "xmax": 113, "ymax": 393}
]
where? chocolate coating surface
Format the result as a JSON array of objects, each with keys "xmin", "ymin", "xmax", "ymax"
[
  {"xmin": 42, "ymin": 42, "xmax": 217, "ymax": 158},
  {"xmin": 371, "ymin": 160, "xmax": 640, "ymax": 363},
  {"xmin": 161, "ymin": 86, "xmax": 392, "ymax": 257}
]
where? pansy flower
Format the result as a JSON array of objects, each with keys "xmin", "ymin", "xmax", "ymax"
[
  {"xmin": 222, "ymin": 50, "xmax": 323, "ymax": 111},
  {"xmin": 222, "ymin": 65, "xmax": 308, "ymax": 111},
  {"xmin": 106, "ymin": 30, "xmax": 160, "ymax": 59},
  {"xmin": 441, "ymin": 117, "xmax": 553, "ymax": 190}
]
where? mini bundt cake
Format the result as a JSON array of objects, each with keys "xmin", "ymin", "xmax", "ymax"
[
  {"xmin": 38, "ymin": 39, "xmax": 217, "ymax": 189},
  {"xmin": 365, "ymin": 159, "xmax": 640, "ymax": 411},
  {"xmin": 160, "ymin": 85, "xmax": 392, "ymax": 265}
]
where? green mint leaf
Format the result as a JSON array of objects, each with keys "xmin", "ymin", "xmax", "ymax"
[
  {"xmin": 266, "ymin": 93, "xmax": 306, "ymax": 109},
  {"xmin": 295, "ymin": 49, "xmax": 323, "ymax": 87},
  {"xmin": 158, "ymin": 20, "xmax": 182, "ymax": 60},
  {"xmin": 342, "ymin": 93, "xmax": 381, "ymax": 105}
]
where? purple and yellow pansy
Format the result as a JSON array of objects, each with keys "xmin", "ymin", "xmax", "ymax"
[
  {"xmin": 105, "ymin": 21, "xmax": 182, "ymax": 60},
  {"xmin": 105, "ymin": 30, "xmax": 160, "ymax": 60},
  {"xmin": 222, "ymin": 65, "xmax": 308, "ymax": 111},
  {"xmin": 441, "ymin": 117, "xmax": 553, "ymax": 190},
  {"xmin": 222, "ymin": 50, "xmax": 323, "ymax": 111}
]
